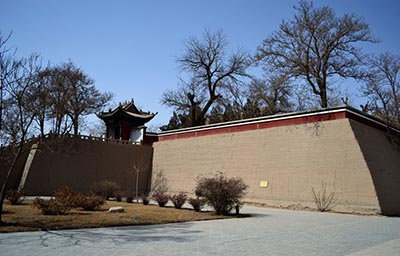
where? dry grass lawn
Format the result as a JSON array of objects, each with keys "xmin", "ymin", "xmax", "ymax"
[{"xmin": 1, "ymin": 200, "xmax": 229, "ymax": 233}]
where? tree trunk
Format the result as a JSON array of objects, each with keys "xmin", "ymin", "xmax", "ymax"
[
  {"xmin": 72, "ymin": 117, "xmax": 79, "ymax": 135},
  {"xmin": 39, "ymin": 118, "xmax": 45, "ymax": 137},
  {"xmin": 190, "ymin": 106, "xmax": 197, "ymax": 127},
  {"xmin": 136, "ymin": 170, "xmax": 139, "ymax": 203},
  {"xmin": 0, "ymin": 79, "xmax": 3, "ymax": 132},
  {"xmin": 73, "ymin": 124, "xmax": 79, "ymax": 136},
  {"xmin": 0, "ymin": 146, "xmax": 22, "ymax": 224},
  {"xmin": 320, "ymin": 87, "xmax": 328, "ymax": 108}
]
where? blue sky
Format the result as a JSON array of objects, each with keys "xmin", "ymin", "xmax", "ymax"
[{"xmin": 2, "ymin": 0, "xmax": 399, "ymax": 129}]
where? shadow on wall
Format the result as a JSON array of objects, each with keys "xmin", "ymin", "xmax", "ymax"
[
  {"xmin": 350, "ymin": 120, "xmax": 400, "ymax": 216},
  {"xmin": 1, "ymin": 137, "xmax": 154, "ymax": 196}
]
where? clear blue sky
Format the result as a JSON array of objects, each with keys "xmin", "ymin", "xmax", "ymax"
[{"xmin": 2, "ymin": 0, "xmax": 399, "ymax": 129}]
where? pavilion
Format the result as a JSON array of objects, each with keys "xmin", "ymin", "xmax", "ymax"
[{"xmin": 98, "ymin": 99, "xmax": 157, "ymax": 143}]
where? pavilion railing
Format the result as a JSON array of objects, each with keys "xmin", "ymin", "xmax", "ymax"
[{"xmin": 24, "ymin": 133, "xmax": 141, "ymax": 146}]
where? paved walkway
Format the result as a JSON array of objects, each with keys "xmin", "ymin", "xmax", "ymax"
[{"xmin": 1, "ymin": 206, "xmax": 399, "ymax": 256}]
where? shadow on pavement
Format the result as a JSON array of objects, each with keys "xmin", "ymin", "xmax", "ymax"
[{"xmin": 35, "ymin": 222, "xmax": 202, "ymax": 248}]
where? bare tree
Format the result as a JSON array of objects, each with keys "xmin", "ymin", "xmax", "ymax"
[
  {"xmin": 248, "ymin": 74, "xmax": 293, "ymax": 116},
  {"xmin": 127, "ymin": 152, "xmax": 150, "ymax": 202},
  {"xmin": 293, "ymin": 83, "xmax": 320, "ymax": 112},
  {"xmin": 362, "ymin": 52, "xmax": 400, "ymax": 146},
  {"xmin": 52, "ymin": 62, "xmax": 112, "ymax": 135},
  {"xmin": 87, "ymin": 120, "xmax": 106, "ymax": 137},
  {"xmin": 41, "ymin": 62, "xmax": 112, "ymax": 136},
  {"xmin": 0, "ymin": 54, "xmax": 40, "ymax": 224},
  {"xmin": 30, "ymin": 67, "xmax": 52, "ymax": 137},
  {"xmin": 0, "ymin": 31, "xmax": 18, "ymax": 133},
  {"xmin": 162, "ymin": 29, "xmax": 249, "ymax": 127},
  {"xmin": 255, "ymin": 0, "xmax": 376, "ymax": 108},
  {"xmin": 363, "ymin": 52, "xmax": 400, "ymax": 125},
  {"xmin": 45, "ymin": 65, "xmax": 72, "ymax": 135}
]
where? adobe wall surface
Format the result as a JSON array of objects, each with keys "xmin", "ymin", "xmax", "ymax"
[
  {"xmin": 153, "ymin": 118, "xmax": 391, "ymax": 215},
  {"xmin": 15, "ymin": 138, "xmax": 153, "ymax": 195}
]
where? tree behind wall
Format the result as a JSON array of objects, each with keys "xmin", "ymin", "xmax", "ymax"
[
  {"xmin": 363, "ymin": 52, "xmax": 400, "ymax": 125},
  {"xmin": 46, "ymin": 62, "xmax": 112, "ymax": 135},
  {"xmin": 161, "ymin": 29, "xmax": 250, "ymax": 127},
  {"xmin": 21, "ymin": 61, "xmax": 112, "ymax": 136},
  {"xmin": 255, "ymin": 0, "xmax": 376, "ymax": 108},
  {"xmin": 247, "ymin": 75, "xmax": 293, "ymax": 116},
  {"xmin": 362, "ymin": 52, "xmax": 400, "ymax": 145}
]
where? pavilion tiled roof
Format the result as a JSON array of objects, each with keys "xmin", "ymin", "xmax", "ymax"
[{"xmin": 98, "ymin": 100, "xmax": 157, "ymax": 124}]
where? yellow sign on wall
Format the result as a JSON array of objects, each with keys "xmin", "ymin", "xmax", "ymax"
[{"xmin": 260, "ymin": 181, "xmax": 269, "ymax": 188}]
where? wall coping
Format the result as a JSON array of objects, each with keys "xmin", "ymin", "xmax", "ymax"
[{"xmin": 156, "ymin": 106, "xmax": 399, "ymax": 141}]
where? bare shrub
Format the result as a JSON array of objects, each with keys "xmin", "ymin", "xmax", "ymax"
[
  {"xmin": 33, "ymin": 187, "xmax": 77, "ymax": 215},
  {"xmin": 154, "ymin": 192, "xmax": 169, "ymax": 207},
  {"xmin": 90, "ymin": 180, "xmax": 120, "ymax": 200},
  {"xmin": 114, "ymin": 191, "xmax": 124, "ymax": 202},
  {"xmin": 151, "ymin": 169, "xmax": 169, "ymax": 195},
  {"xmin": 141, "ymin": 194, "xmax": 150, "ymax": 205},
  {"xmin": 195, "ymin": 172, "xmax": 248, "ymax": 215},
  {"xmin": 53, "ymin": 187, "xmax": 81, "ymax": 208},
  {"xmin": 5, "ymin": 190, "xmax": 24, "ymax": 205},
  {"xmin": 126, "ymin": 193, "xmax": 135, "ymax": 203},
  {"xmin": 188, "ymin": 197, "xmax": 205, "ymax": 212},
  {"xmin": 33, "ymin": 198, "xmax": 71, "ymax": 215},
  {"xmin": 75, "ymin": 195, "xmax": 106, "ymax": 211},
  {"xmin": 311, "ymin": 182, "xmax": 337, "ymax": 212},
  {"xmin": 142, "ymin": 197, "xmax": 149, "ymax": 205},
  {"xmin": 170, "ymin": 192, "xmax": 187, "ymax": 209},
  {"xmin": 151, "ymin": 170, "xmax": 169, "ymax": 207}
]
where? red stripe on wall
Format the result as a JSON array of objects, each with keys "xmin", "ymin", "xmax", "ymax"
[{"xmin": 158, "ymin": 111, "xmax": 347, "ymax": 141}]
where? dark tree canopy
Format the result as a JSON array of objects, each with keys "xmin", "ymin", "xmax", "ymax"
[
  {"xmin": 256, "ymin": 0, "xmax": 376, "ymax": 108},
  {"xmin": 162, "ymin": 29, "xmax": 249, "ymax": 128}
]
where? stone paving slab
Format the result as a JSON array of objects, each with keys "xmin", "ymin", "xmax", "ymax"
[
  {"xmin": 1, "ymin": 206, "xmax": 399, "ymax": 256},
  {"xmin": 347, "ymin": 238, "xmax": 400, "ymax": 256}
]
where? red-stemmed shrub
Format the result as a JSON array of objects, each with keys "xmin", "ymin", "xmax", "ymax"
[
  {"xmin": 153, "ymin": 192, "xmax": 169, "ymax": 207},
  {"xmin": 170, "ymin": 192, "xmax": 187, "ymax": 209},
  {"xmin": 126, "ymin": 193, "xmax": 135, "ymax": 203},
  {"xmin": 114, "ymin": 191, "xmax": 124, "ymax": 202},
  {"xmin": 141, "ymin": 194, "xmax": 150, "ymax": 205},
  {"xmin": 188, "ymin": 197, "xmax": 205, "ymax": 212}
]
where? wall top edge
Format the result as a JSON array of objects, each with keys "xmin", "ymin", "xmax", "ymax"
[{"xmin": 156, "ymin": 105, "xmax": 396, "ymax": 137}]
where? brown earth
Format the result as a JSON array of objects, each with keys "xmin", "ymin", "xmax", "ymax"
[{"xmin": 0, "ymin": 200, "xmax": 228, "ymax": 233}]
